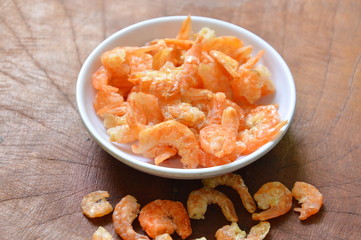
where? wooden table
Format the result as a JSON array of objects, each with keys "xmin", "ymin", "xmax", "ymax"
[{"xmin": 1, "ymin": 0, "xmax": 360, "ymax": 239}]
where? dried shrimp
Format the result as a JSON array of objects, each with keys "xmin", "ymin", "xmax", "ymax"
[
  {"xmin": 187, "ymin": 186, "xmax": 238, "ymax": 222},
  {"xmin": 92, "ymin": 16, "xmax": 287, "ymax": 168},
  {"xmin": 92, "ymin": 226, "xmax": 114, "ymax": 240},
  {"xmin": 112, "ymin": 195, "xmax": 149, "ymax": 240},
  {"xmin": 292, "ymin": 181, "xmax": 323, "ymax": 220},
  {"xmin": 215, "ymin": 221, "xmax": 270, "ymax": 240},
  {"xmin": 252, "ymin": 182, "xmax": 292, "ymax": 221},
  {"xmin": 138, "ymin": 199, "xmax": 192, "ymax": 239},
  {"xmin": 202, "ymin": 173, "xmax": 256, "ymax": 213},
  {"xmin": 81, "ymin": 191, "xmax": 113, "ymax": 218}
]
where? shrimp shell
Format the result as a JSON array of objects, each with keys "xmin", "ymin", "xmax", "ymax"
[
  {"xmin": 202, "ymin": 173, "xmax": 256, "ymax": 213},
  {"xmin": 187, "ymin": 186, "xmax": 238, "ymax": 222},
  {"xmin": 81, "ymin": 191, "xmax": 113, "ymax": 218},
  {"xmin": 138, "ymin": 199, "xmax": 192, "ymax": 239},
  {"xmin": 292, "ymin": 181, "xmax": 323, "ymax": 220},
  {"xmin": 154, "ymin": 233, "xmax": 173, "ymax": 240},
  {"xmin": 252, "ymin": 182, "xmax": 292, "ymax": 221},
  {"xmin": 113, "ymin": 195, "xmax": 150, "ymax": 240},
  {"xmin": 92, "ymin": 226, "xmax": 114, "ymax": 240}
]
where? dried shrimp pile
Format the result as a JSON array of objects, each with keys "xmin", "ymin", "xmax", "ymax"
[
  {"xmin": 92, "ymin": 16, "xmax": 287, "ymax": 168},
  {"xmin": 81, "ymin": 173, "xmax": 324, "ymax": 240}
]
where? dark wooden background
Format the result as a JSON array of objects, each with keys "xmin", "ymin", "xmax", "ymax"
[{"xmin": 1, "ymin": 0, "xmax": 360, "ymax": 239}]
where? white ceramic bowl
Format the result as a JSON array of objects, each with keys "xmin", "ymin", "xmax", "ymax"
[{"xmin": 76, "ymin": 16, "xmax": 296, "ymax": 179}]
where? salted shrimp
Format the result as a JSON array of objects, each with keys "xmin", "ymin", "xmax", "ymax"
[
  {"xmin": 138, "ymin": 199, "xmax": 192, "ymax": 239},
  {"xmin": 252, "ymin": 182, "xmax": 292, "ymax": 221},
  {"xmin": 199, "ymin": 106, "xmax": 239, "ymax": 158},
  {"xmin": 292, "ymin": 181, "xmax": 323, "ymax": 220},
  {"xmin": 202, "ymin": 173, "xmax": 256, "ymax": 213},
  {"xmin": 176, "ymin": 15, "xmax": 192, "ymax": 40},
  {"xmin": 187, "ymin": 186, "xmax": 238, "ymax": 222},
  {"xmin": 238, "ymin": 104, "xmax": 287, "ymax": 155},
  {"xmin": 113, "ymin": 195, "xmax": 150, "ymax": 240},
  {"xmin": 132, "ymin": 120, "xmax": 202, "ymax": 168},
  {"xmin": 215, "ymin": 221, "xmax": 270, "ymax": 240},
  {"xmin": 81, "ymin": 191, "xmax": 113, "ymax": 218},
  {"xmin": 92, "ymin": 226, "xmax": 114, "ymax": 240}
]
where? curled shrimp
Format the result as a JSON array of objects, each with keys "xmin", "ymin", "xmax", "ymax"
[
  {"xmin": 202, "ymin": 173, "xmax": 256, "ymax": 213},
  {"xmin": 138, "ymin": 200, "xmax": 192, "ymax": 239},
  {"xmin": 93, "ymin": 226, "xmax": 114, "ymax": 240},
  {"xmin": 292, "ymin": 181, "xmax": 323, "ymax": 220},
  {"xmin": 252, "ymin": 182, "xmax": 292, "ymax": 221},
  {"xmin": 132, "ymin": 120, "xmax": 203, "ymax": 168},
  {"xmin": 238, "ymin": 104, "xmax": 287, "ymax": 155},
  {"xmin": 187, "ymin": 186, "xmax": 238, "ymax": 222},
  {"xmin": 113, "ymin": 195, "xmax": 150, "ymax": 240},
  {"xmin": 199, "ymin": 106, "xmax": 239, "ymax": 158},
  {"xmin": 81, "ymin": 191, "xmax": 113, "ymax": 218},
  {"xmin": 215, "ymin": 221, "xmax": 270, "ymax": 240}
]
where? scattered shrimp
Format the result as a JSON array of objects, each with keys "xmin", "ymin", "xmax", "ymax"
[
  {"xmin": 292, "ymin": 181, "xmax": 323, "ymax": 220},
  {"xmin": 238, "ymin": 104, "xmax": 287, "ymax": 155},
  {"xmin": 202, "ymin": 173, "xmax": 256, "ymax": 213},
  {"xmin": 215, "ymin": 222, "xmax": 246, "ymax": 240},
  {"xmin": 247, "ymin": 221, "xmax": 271, "ymax": 240},
  {"xmin": 138, "ymin": 200, "xmax": 192, "ymax": 239},
  {"xmin": 81, "ymin": 191, "xmax": 113, "ymax": 218},
  {"xmin": 187, "ymin": 186, "xmax": 238, "ymax": 222},
  {"xmin": 132, "ymin": 120, "xmax": 203, "ymax": 168},
  {"xmin": 252, "ymin": 182, "xmax": 292, "ymax": 221},
  {"xmin": 113, "ymin": 195, "xmax": 150, "ymax": 240},
  {"xmin": 215, "ymin": 221, "xmax": 270, "ymax": 240},
  {"xmin": 93, "ymin": 226, "xmax": 114, "ymax": 240}
]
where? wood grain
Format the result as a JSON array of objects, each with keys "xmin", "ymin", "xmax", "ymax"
[{"xmin": 0, "ymin": 0, "xmax": 360, "ymax": 239}]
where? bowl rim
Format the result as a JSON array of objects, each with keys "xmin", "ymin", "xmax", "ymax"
[{"xmin": 76, "ymin": 15, "xmax": 296, "ymax": 179}]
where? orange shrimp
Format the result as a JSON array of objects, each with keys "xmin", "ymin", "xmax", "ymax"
[
  {"xmin": 138, "ymin": 200, "xmax": 192, "ymax": 239},
  {"xmin": 142, "ymin": 145, "xmax": 178, "ymax": 165},
  {"xmin": 92, "ymin": 66, "xmax": 118, "ymax": 92},
  {"xmin": 292, "ymin": 181, "xmax": 323, "ymax": 220},
  {"xmin": 238, "ymin": 104, "xmax": 287, "ymax": 155},
  {"xmin": 127, "ymin": 92, "xmax": 163, "ymax": 125},
  {"xmin": 187, "ymin": 186, "xmax": 238, "ymax": 222},
  {"xmin": 199, "ymin": 107, "xmax": 239, "ymax": 158},
  {"xmin": 177, "ymin": 35, "xmax": 203, "ymax": 89},
  {"xmin": 81, "ymin": 191, "xmax": 113, "ymax": 218},
  {"xmin": 113, "ymin": 195, "xmax": 150, "ymax": 240},
  {"xmin": 215, "ymin": 221, "xmax": 270, "ymax": 240},
  {"xmin": 132, "ymin": 120, "xmax": 202, "ymax": 168},
  {"xmin": 198, "ymin": 61, "xmax": 233, "ymax": 99},
  {"xmin": 161, "ymin": 102, "xmax": 205, "ymax": 128},
  {"xmin": 176, "ymin": 15, "xmax": 192, "ymax": 40},
  {"xmin": 107, "ymin": 102, "xmax": 145, "ymax": 144},
  {"xmin": 93, "ymin": 91, "xmax": 125, "ymax": 117},
  {"xmin": 202, "ymin": 173, "xmax": 256, "ymax": 213},
  {"xmin": 92, "ymin": 226, "xmax": 114, "ymax": 240},
  {"xmin": 209, "ymin": 50, "xmax": 239, "ymax": 78},
  {"xmin": 252, "ymin": 182, "xmax": 292, "ymax": 221},
  {"xmin": 203, "ymin": 36, "xmax": 244, "ymax": 60}
]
